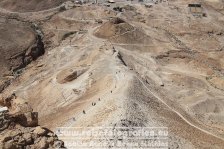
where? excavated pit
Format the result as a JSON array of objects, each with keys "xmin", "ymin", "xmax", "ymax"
[{"xmin": 56, "ymin": 68, "xmax": 88, "ymax": 84}]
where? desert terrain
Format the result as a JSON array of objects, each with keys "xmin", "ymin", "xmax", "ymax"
[{"xmin": 0, "ymin": 0, "xmax": 224, "ymax": 148}]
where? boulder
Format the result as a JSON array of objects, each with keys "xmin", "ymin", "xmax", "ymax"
[
  {"xmin": 47, "ymin": 137, "xmax": 55, "ymax": 145},
  {"xmin": 0, "ymin": 112, "xmax": 11, "ymax": 131},
  {"xmin": 53, "ymin": 140, "xmax": 64, "ymax": 148},
  {"xmin": 9, "ymin": 97, "xmax": 38, "ymax": 127},
  {"xmin": 23, "ymin": 133, "xmax": 33, "ymax": 145},
  {"xmin": 3, "ymin": 140, "xmax": 17, "ymax": 149},
  {"xmin": 34, "ymin": 137, "xmax": 49, "ymax": 149},
  {"xmin": 95, "ymin": 19, "xmax": 103, "ymax": 24},
  {"xmin": 33, "ymin": 126, "xmax": 47, "ymax": 136},
  {"xmin": 17, "ymin": 137, "xmax": 26, "ymax": 146},
  {"xmin": 12, "ymin": 111, "xmax": 38, "ymax": 127}
]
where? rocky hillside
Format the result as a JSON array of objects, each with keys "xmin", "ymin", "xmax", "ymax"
[
  {"xmin": 0, "ymin": 0, "xmax": 224, "ymax": 148},
  {"xmin": 0, "ymin": 19, "xmax": 45, "ymax": 93},
  {"xmin": 0, "ymin": 0, "xmax": 70, "ymax": 12}
]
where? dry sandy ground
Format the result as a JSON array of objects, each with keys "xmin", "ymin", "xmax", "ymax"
[
  {"xmin": 0, "ymin": 0, "xmax": 70, "ymax": 12},
  {"xmin": 1, "ymin": 0, "xmax": 224, "ymax": 148}
]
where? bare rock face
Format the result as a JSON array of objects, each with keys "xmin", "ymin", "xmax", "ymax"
[
  {"xmin": 8, "ymin": 97, "xmax": 38, "ymax": 127},
  {"xmin": 25, "ymin": 35, "xmax": 45, "ymax": 64},
  {"xmin": 16, "ymin": 112, "xmax": 38, "ymax": 127}
]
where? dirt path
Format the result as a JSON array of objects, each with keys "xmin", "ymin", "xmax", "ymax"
[{"xmin": 136, "ymin": 75, "xmax": 224, "ymax": 141}]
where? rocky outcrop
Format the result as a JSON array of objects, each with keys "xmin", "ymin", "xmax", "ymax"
[
  {"xmin": 12, "ymin": 33, "xmax": 45, "ymax": 73},
  {"xmin": 0, "ymin": 80, "xmax": 11, "ymax": 94},
  {"xmin": 9, "ymin": 97, "xmax": 38, "ymax": 127},
  {"xmin": 0, "ymin": 111, "xmax": 11, "ymax": 131},
  {"xmin": 24, "ymin": 35, "xmax": 45, "ymax": 66},
  {"xmin": 2, "ymin": 125, "xmax": 65, "ymax": 149},
  {"xmin": 0, "ymin": 95, "xmax": 65, "ymax": 149}
]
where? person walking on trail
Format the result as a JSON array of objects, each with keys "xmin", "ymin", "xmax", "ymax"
[{"xmin": 83, "ymin": 110, "xmax": 86, "ymax": 114}]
